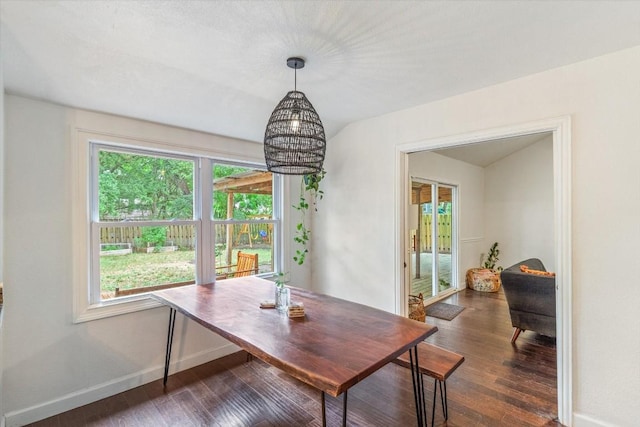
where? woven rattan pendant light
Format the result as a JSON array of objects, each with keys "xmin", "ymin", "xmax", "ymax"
[{"xmin": 264, "ymin": 57, "xmax": 326, "ymax": 175}]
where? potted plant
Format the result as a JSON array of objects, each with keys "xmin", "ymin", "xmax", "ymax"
[{"xmin": 466, "ymin": 242, "xmax": 503, "ymax": 292}]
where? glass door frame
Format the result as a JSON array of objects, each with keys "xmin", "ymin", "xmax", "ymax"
[
  {"xmin": 408, "ymin": 176, "xmax": 458, "ymax": 302},
  {"xmin": 434, "ymin": 182, "xmax": 457, "ymax": 299}
]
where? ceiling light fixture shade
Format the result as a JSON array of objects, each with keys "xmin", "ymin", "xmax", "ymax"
[{"xmin": 264, "ymin": 57, "xmax": 326, "ymax": 175}]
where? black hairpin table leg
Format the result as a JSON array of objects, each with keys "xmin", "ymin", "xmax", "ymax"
[
  {"xmin": 342, "ymin": 390, "xmax": 348, "ymax": 426},
  {"xmin": 320, "ymin": 390, "xmax": 349, "ymax": 427},
  {"xmin": 163, "ymin": 307, "xmax": 177, "ymax": 387}
]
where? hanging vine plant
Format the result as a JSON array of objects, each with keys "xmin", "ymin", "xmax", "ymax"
[{"xmin": 292, "ymin": 169, "xmax": 325, "ymax": 265}]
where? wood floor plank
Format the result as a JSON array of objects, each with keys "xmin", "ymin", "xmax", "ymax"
[
  {"xmin": 170, "ymin": 389, "xmax": 216, "ymax": 426},
  {"xmin": 227, "ymin": 360, "xmax": 317, "ymax": 425},
  {"xmin": 119, "ymin": 385, "xmax": 167, "ymax": 427},
  {"xmin": 26, "ymin": 288, "xmax": 561, "ymax": 426}
]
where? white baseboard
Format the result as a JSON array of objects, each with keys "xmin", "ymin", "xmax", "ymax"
[
  {"xmin": 4, "ymin": 343, "xmax": 239, "ymax": 427},
  {"xmin": 573, "ymin": 413, "xmax": 617, "ymax": 427}
]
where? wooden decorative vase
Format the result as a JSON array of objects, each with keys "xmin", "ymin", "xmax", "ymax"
[{"xmin": 466, "ymin": 268, "xmax": 501, "ymax": 292}]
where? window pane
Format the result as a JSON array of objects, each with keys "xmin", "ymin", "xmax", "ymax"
[
  {"xmin": 99, "ymin": 150, "xmax": 194, "ymax": 221},
  {"xmin": 213, "ymin": 165, "xmax": 273, "ymax": 220},
  {"xmin": 99, "ymin": 225, "xmax": 196, "ymax": 299},
  {"xmin": 214, "ymin": 223, "xmax": 274, "ymax": 279}
]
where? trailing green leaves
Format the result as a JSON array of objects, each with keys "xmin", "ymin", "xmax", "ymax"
[{"xmin": 292, "ymin": 170, "xmax": 325, "ymax": 265}]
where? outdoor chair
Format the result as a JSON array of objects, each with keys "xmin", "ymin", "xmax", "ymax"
[{"xmin": 217, "ymin": 251, "xmax": 259, "ymax": 280}]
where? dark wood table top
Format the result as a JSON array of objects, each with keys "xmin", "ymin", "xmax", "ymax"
[{"xmin": 152, "ymin": 276, "xmax": 437, "ymax": 397}]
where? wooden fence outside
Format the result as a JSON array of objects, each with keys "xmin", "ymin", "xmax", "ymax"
[
  {"xmin": 100, "ymin": 223, "xmax": 272, "ymax": 249},
  {"xmin": 417, "ymin": 214, "xmax": 452, "ymax": 253},
  {"xmin": 100, "ymin": 225, "xmax": 196, "ymax": 249}
]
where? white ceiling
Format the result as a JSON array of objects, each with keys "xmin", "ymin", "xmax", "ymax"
[
  {"xmin": 431, "ymin": 133, "xmax": 551, "ymax": 167},
  {"xmin": 1, "ymin": 1, "xmax": 639, "ymax": 143}
]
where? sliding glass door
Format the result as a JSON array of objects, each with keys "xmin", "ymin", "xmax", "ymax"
[{"xmin": 409, "ymin": 178, "xmax": 456, "ymax": 299}]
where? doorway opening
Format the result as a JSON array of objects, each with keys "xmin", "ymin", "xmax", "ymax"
[{"xmin": 395, "ymin": 116, "xmax": 572, "ymax": 425}]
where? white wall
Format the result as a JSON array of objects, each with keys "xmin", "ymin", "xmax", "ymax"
[
  {"xmin": 485, "ymin": 137, "xmax": 554, "ymax": 270},
  {"xmin": 0, "ymin": 46, "xmax": 5, "ymax": 427},
  {"xmin": 0, "ymin": 43, "xmax": 4, "ymax": 285},
  {"xmin": 314, "ymin": 46, "xmax": 640, "ymax": 426},
  {"xmin": 408, "ymin": 151, "xmax": 485, "ymax": 287},
  {"xmin": 1, "ymin": 95, "xmax": 309, "ymax": 425}
]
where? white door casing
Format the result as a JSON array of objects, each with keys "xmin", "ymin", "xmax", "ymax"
[{"xmin": 394, "ymin": 115, "xmax": 572, "ymax": 425}]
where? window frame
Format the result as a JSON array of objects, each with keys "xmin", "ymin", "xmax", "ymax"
[
  {"xmin": 90, "ymin": 144, "xmax": 201, "ymax": 305},
  {"xmin": 73, "ymin": 130, "xmax": 284, "ymax": 323},
  {"xmin": 211, "ymin": 160, "xmax": 283, "ymax": 281}
]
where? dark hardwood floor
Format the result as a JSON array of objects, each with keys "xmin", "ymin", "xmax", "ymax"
[{"xmin": 28, "ymin": 289, "xmax": 560, "ymax": 426}]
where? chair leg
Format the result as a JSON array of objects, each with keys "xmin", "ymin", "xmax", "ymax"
[
  {"xmin": 442, "ymin": 380, "xmax": 448, "ymax": 420},
  {"xmin": 510, "ymin": 327, "xmax": 523, "ymax": 343},
  {"xmin": 431, "ymin": 379, "xmax": 449, "ymax": 425},
  {"xmin": 432, "ymin": 378, "xmax": 437, "ymax": 427}
]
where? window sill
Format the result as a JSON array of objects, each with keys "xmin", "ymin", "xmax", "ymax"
[{"xmin": 74, "ymin": 295, "xmax": 163, "ymax": 323}]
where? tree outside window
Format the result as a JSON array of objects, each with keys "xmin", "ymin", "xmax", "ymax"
[{"xmin": 92, "ymin": 147, "xmax": 280, "ymax": 301}]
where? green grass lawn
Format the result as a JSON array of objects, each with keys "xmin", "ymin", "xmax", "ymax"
[{"xmin": 100, "ymin": 248, "xmax": 273, "ymax": 293}]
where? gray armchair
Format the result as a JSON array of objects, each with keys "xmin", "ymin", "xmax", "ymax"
[{"xmin": 500, "ymin": 258, "xmax": 556, "ymax": 343}]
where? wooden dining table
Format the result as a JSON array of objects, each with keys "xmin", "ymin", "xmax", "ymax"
[{"xmin": 151, "ymin": 276, "xmax": 438, "ymax": 426}]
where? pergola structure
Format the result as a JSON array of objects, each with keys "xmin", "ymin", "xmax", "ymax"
[
  {"xmin": 411, "ymin": 182, "xmax": 452, "ymax": 205},
  {"xmin": 213, "ymin": 170, "xmax": 273, "ymax": 267},
  {"xmin": 213, "ymin": 170, "xmax": 273, "ymax": 195}
]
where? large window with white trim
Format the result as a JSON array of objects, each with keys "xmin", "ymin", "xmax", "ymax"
[
  {"xmin": 212, "ymin": 163, "xmax": 279, "ymax": 280},
  {"xmin": 90, "ymin": 143, "xmax": 281, "ymax": 304}
]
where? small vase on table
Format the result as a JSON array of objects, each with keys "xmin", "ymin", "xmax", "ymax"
[{"xmin": 275, "ymin": 286, "xmax": 290, "ymax": 314}]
